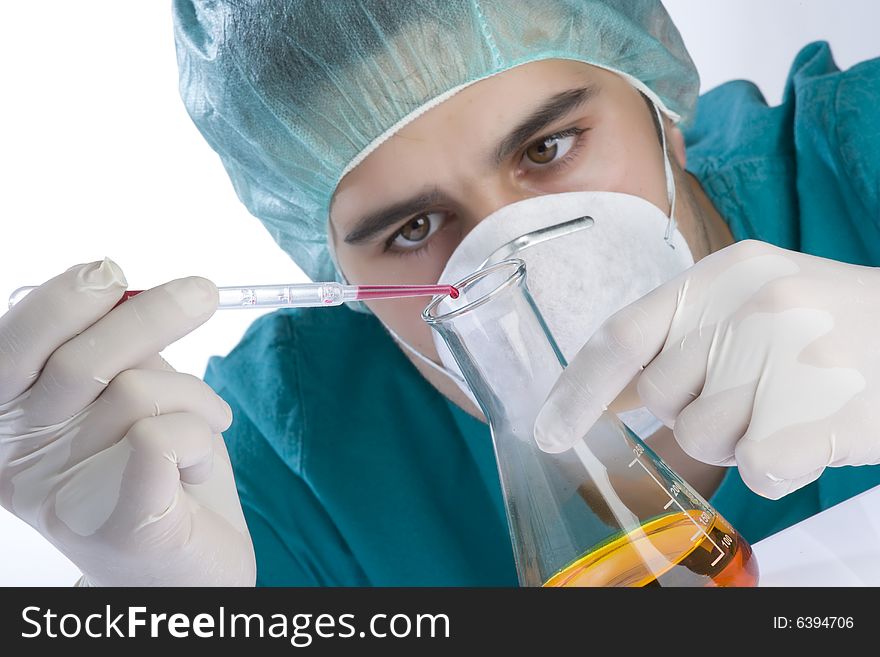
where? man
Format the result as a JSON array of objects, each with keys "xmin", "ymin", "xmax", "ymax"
[{"xmin": 1, "ymin": 0, "xmax": 877, "ymax": 586}]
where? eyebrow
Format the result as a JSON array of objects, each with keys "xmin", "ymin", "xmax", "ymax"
[
  {"xmin": 343, "ymin": 83, "xmax": 599, "ymax": 245},
  {"xmin": 492, "ymin": 84, "xmax": 599, "ymax": 166},
  {"xmin": 344, "ymin": 188, "xmax": 448, "ymax": 245}
]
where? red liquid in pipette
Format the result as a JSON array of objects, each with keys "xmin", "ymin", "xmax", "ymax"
[{"xmin": 354, "ymin": 285, "xmax": 459, "ymax": 301}]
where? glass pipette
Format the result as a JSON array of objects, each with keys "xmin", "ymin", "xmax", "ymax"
[{"xmin": 8, "ymin": 282, "xmax": 459, "ymax": 311}]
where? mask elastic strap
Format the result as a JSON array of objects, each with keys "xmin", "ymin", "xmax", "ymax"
[
  {"xmin": 384, "ymin": 322, "xmax": 469, "ymax": 386},
  {"xmin": 327, "ymin": 224, "xmax": 467, "ymax": 386},
  {"xmin": 328, "ymin": 231, "xmax": 467, "ymax": 386},
  {"xmin": 654, "ymin": 103, "xmax": 678, "ymax": 246}
]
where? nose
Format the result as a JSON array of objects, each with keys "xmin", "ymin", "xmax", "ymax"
[{"xmin": 457, "ymin": 182, "xmax": 537, "ymax": 239}]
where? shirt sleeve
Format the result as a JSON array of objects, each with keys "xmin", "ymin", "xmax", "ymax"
[
  {"xmin": 833, "ymin": 55, "xmax": 880, "ymax": 226},
  {"xmin": 208, "ymin": 381, "xmax": 371, "ymax": 587}
]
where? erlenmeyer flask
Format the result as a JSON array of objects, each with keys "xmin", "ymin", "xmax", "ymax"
[{"xmin": 423, "ymin": 259, "xmax": 758, "ymax": 587}]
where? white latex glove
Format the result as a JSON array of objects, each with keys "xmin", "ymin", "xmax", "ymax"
[
  {"xmin": 535, "ymin": 240, "xmax": 880, "ymax": 500},
  {"xmin": 0, "ymin": 259, "xmax": 256, "ymax": 586}
]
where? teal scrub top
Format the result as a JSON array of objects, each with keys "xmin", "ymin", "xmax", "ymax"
[{"xmin": 204, "ymin": 42, "xmax": 880, "ymax": 586}]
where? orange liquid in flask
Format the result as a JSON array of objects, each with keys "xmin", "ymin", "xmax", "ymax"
[{"xmin": 543, "ymin": 510, "xmax": 758, "ymax": 587}]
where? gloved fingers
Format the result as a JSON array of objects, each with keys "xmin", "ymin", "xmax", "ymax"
[
  {"xmin": 120, "ymin": 412, "xmax": 215, "ymax": 518},
  {"xmin": 65, "ymin": 368, "xmax": 232, "ymax": 469},
  {"xmin": 183, "ymin": 433, "xmax": 250, "ymax": 537},
  {"xmin": 672, "ymin": 381, "xmax": 757, "ymax": 466},
  {"xmin": 27, "ymin": 413, "xmax": 212, "ymax": 548},
  {"xmin": 535, "ymin": 280, "xmax": 677, "ymax": 453},
  {"xmin": 135, "ymin": 353, "xmax": 176, "ymax": 372},
  {"xmin": 100, "ymin": 368, "xmax": 232, "ymax": 434},
  {"xmin": 739, "ymin": 463, "xmax": 826, "ymax": 501},
  {"xmin": 636, "ymin": 324, "xmax": 715, "ymax": 427},
  {"xmin": 733, "ymin": 425, "xmax": 836, "ymax": 499},
  {"xmin": 0, "ymin": 259, "xmax": 127, "ymax": 406},
  {"xmin": 21, "ymin": 276, "xmax": 218, "ymax": 427},
  {"xmin": 177, "ymin": 439, "xmax": 217, "ymax": 485}
]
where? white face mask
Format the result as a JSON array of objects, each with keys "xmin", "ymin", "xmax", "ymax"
[{"xmin": 382, "ymin": 106, "xmax": 695, "ymax": 438}]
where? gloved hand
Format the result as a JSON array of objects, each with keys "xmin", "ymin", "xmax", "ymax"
[
  {"xmin": 535, "ymin": 240, "xmax": 880, "ymax": 500},
  {"xmin": 0, "ymin": 259, "xmax": 256, "ymax": 585}
]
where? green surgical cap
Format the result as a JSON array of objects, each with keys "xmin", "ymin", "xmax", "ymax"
[{"xmin": 172, "ymin": 0, "xmax": 698, "ymax": 283}]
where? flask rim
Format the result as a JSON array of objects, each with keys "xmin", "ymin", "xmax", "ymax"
[{"xmin": 422, "ymin": 258, "xmax": 525, "ymax": 325}]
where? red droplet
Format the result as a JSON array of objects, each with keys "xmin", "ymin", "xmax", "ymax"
[{"xmin": 448, "ymin": 286, "xmax": 460, "ymax": 299}]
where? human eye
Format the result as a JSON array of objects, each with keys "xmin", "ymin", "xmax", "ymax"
[
  {"xmin": 519, "ymin": 127, "xmax": 587, "ymax": 173},
  {"xmin": 385, "ymin": 211, "xmax": 446, "ymax": 253}
]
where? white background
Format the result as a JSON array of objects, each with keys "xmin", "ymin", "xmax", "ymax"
[{"xmin": 1, "ymin": 1, "xmax": 879, "ymax": 585}]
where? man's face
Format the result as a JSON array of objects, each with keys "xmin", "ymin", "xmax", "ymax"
[{"xmin": 330, "ymin": 59, "xmax": 697, "ymax": 414}]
